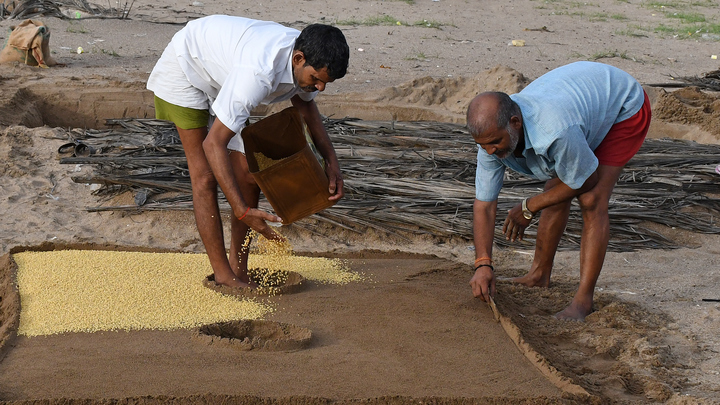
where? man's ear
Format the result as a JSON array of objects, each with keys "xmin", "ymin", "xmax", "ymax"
[
  {"xmin": 509, "ymin": 115, "xmax": 522, "ymax": 129},
  {"xmin": 292, "ymin": 50, "xmax": 306, "ymax": 66}
]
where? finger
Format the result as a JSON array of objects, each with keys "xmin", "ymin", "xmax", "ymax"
[
  {"xmin": 241, "ymin": 210, "xmax": 284, "ymax": 238},
  {"xmin": 470, "ymin": 280, "xmax": 479, "ymax": 297},
  {"xmin": 328, "ymin": 175, "xmax": 337, "ymax": 195},
  {"xmin": 504, "ymin": 221, "xmax": 513, "ymax": 240},
  {"xmin": 507, "ymin": 222, "xmax": 517, "ymax": 241},
  {"xmin": 255, "ymin": 223, "xmax": 285, "ymax": 242},
  {"xmin": 253, "ymin": 209, "xmax": 282, "ymax": 224},
  {"xmin": 335, "ymin": 178, "xmax": 345, "ymax": 199},
  {"xmin": 480, "ymin": 284, "xmax": 490, "ymax": 303},
  {"xmin": 514, "ymin": 222, "xmax": 524, "ymax": 241},
  {"xmin": 512, "ymin": 225, "xmax": 522, "ymax": 242},
  {"xmin": 475, "ymin": 282, "xmax": 490, "ymax": 302},
  {"xmin": 469, "ymin": 279, "xmax": 482, "ymax": 299},
  {"xmin": 502, "ymin": 217, "xmax": 510, "ymax": 234},
  {"xmin": 329, "ymin": 179, "xmax": 344, "ymax": 201}
]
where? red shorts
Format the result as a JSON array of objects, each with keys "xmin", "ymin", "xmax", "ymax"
[{"xmin": 593, "ymin": 90, "xmax": 651, "ymax": 167}]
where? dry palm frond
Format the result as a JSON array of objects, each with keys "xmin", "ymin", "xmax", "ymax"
[
  {"xmin": 647, "ymin": 69, "xmax": 720, "ymax": 91},
  {"xmin": 61, "ymin": 118, "xmax": 720, "ymax": 252},
  {"xmin": 2, "ymin": 0, "xmax": 134, "ymax": 19}
]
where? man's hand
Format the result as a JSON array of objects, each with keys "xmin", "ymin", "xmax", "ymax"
[
  {"xmin": 469, "ymin": 265, "xmax": 496, "ymax": 302},
  {"xmin": 240, "ymin": 208, "xmax": 286, "ymax": 242},
  {"xmin": 291, "ymin": 95, "xmax": 344, "ymax": 202},
  {"xmin": 325, "ymin": 160, "xmax": 344, "ymax": 201},
  {"xmin": 502, "ymin": 204, "xmax": 532, "ymax": 241}
]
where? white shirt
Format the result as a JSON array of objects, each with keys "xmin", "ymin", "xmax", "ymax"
[{"xmin": 160, "ymin": 15, "xmax": 317, "ymax": 134}]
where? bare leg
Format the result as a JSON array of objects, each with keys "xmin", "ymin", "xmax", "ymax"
[
  {"xmin": 513, "ymin": 178, "xmax": 571, "ymax": 287},
  {"xmin": 556, "ymin": 165, "xmax": 624, "ymax": 321},
  {"xmin": 177, "ymin": 126, "xmax": 252, "ymax": 288},
  {"xmin": 227, "ymin": 151, "xmax": 261, "ymax": 284}
]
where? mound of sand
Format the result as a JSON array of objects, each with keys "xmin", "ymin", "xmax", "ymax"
[
  {"xmin": 372, "ymin": 65, "xmax": 530, "ymax": 114},
  {"xmin": 653, "ymin": 86, "xmax": 720, "ymax": 139},
  {"xmin": 300, "ymin": 65, "xmax": 530, "ymax": 123}
]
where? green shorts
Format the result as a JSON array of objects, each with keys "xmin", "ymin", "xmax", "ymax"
[{"xmin": 154, "ymin": 96, "xmax": 210, "ymax": 130}]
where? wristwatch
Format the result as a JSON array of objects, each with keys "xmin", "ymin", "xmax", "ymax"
[{"xmin": 521, "ymin": 198, "xmax": 534, "ymax": 220}]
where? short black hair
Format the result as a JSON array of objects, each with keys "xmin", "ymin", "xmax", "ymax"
[{"xmin": 294, "ymin": 24, "xmax": 349, "ymax": 80}]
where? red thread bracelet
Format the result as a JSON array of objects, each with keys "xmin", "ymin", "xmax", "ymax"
[{"xmin": 238, "ymin": 206, "xmax": 250, "ymax": 221}]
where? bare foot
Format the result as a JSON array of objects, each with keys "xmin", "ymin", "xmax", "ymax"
[
  {"xmin": 510, "ymin": 272, "xmax": 550, "ymax": 288},
  {"xmin": 229, "ymin": 267, "xmax": 260, "ymax": 288},
  {"xmin": 244, "ymin": 278, "xmax": 259, "ymax": 288},
  {"xmin": 214, "ymin": 274, "xmax": 254, "ymax": 289},
  {"xmin": 555, "ymin": 302, "xmax": 593, "ymax": 321}
]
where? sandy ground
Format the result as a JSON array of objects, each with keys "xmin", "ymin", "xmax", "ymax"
[
  {"xmin": 1, "ymin": 252, "xmax": 570, "ymax": 402},
  {"xmin": 2, "ymin": 0, "xmax": 720, "ymax": 403}
]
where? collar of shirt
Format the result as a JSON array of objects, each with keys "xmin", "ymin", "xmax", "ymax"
[{"xmin": 281, "ymin": 50, "xmax": 295, "ymax": 87}]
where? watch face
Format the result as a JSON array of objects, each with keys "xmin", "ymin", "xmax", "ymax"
[{"xmin": 523, "ymin": 211, "xmax": 533, "ymax": 220}]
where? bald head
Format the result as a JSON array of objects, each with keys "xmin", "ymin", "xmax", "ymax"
[{"xmin": 466, "ymin": 91, "xmax": 521, "ymax": 140}]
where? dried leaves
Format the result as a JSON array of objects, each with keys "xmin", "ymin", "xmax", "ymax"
[{"xmin": 61, "ymin": 118, "xmax": 720, "ymax": 252}]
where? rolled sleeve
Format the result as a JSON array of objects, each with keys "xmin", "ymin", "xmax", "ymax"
[
  {"xmin": 475, "ymin": 149, "xmax": 505, "ymax": 201},
  {"xmin": 213, "ymin": 67, "xmax": 272, "ymax": 133}
]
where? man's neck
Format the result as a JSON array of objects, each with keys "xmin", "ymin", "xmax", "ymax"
[{"xmin": 513, "ymin": 129, "xmax": 525, "ymax": 158}]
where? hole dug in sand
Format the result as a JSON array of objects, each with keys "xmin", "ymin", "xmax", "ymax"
[
  {"xmin": 194, "ymin": 319, "xmax": 312, "ymax": 351},
  {"xmin": 203, "ymin": 268, "xmax": 306, "ymax": 297}
]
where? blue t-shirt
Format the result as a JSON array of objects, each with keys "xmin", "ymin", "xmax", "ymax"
[{"xmin": 475, "ymin": 61, "xmax": 645, "ymax": 201}]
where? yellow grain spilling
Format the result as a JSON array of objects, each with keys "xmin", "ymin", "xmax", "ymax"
[
  {"xmin": 248, "ymin": 235, "xmax": 362, "ymax": 284},
  {"xmin": 14, "ymin": 250, "xmax": 272, "ymax": 337},
  {"xmin": 250, "ymin": 254, "xmax": 360, "ymax": 284},
  {"xmin": 250, "ymin": 232, "xmax": 294, "ymax": 256},
  {"xmin": 247, "ymin": 267, "xmax": 289, "ymax": 287}
]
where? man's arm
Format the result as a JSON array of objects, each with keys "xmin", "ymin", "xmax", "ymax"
[
  {"xmin": 503, "ymin": 170, "xmax": 600, "ymax": 241},
  {"xmin": 291, "ymin": 95, "xmax": 344, "ymax": 201},
  {"xmin": 469, "ymin": 198, "xmax": 498, "ymax": 302},
  {"xmin": 202, "ymin": 119, "xmax": 283, "ymax": 240}
]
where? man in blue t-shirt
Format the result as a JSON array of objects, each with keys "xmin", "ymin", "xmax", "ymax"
[{"xmin": 466, "ymin": 62, "xmax": 651, "ymax": 321}]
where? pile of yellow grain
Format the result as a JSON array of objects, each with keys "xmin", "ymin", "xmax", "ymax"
[
  {"xmin": 14, "ymin": 248, "xmax": 361, "ymax": 337},
  {"xmin": 14, "ymin": 250, "xmax": 271, "ymax": 337}
]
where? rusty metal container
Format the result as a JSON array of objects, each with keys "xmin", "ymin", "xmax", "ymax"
[{"xmin": 241, "ymin": 107, "xmax": 335, "ymax": 225}]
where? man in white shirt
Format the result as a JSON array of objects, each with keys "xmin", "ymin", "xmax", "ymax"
[{"xmin": 147, "ymin": 15, "xmax": 349, "ymax": 288}]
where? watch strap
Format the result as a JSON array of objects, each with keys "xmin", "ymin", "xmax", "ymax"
[{"xmin": 522, "ymin": 198, "xmax": 534, "ymax": 219}]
